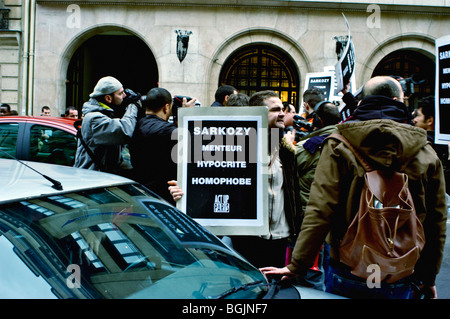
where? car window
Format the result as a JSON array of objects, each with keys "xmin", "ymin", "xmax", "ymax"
[
  {"xmin": 0, "ymin": 184, "xmax": 267, "ymax": 299},
  {"xmin": 0, "ymin": 123, "xmax": 19, "ymax": 159},
  {"xmin": 29, "ymin": 124, "xmax": 77, "ymax": 166},
  {"xmin": 0, "ymin": 235, "xmax": 56, "ymax": 298}
]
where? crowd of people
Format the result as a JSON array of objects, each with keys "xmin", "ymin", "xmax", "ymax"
[
  {"xmin": 0, "ymin": 103, "xmax": 79, "ymax": 118},
  {"xmin": 71, "ymin": 75, "xmax": 448, "ymax": 299}
]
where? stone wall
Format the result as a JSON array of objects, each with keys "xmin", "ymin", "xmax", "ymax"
[{"xmin": 13, "ymin": 1, "xmax": 450, "ymax": 114}]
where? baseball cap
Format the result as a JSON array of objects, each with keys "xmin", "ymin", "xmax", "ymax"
[{"xmin": 89, "ymin": 76, "xmax": 123, "ymax": 98}]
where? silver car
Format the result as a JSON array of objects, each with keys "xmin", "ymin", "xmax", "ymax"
[{"xmin": 0, "ymin": 158, "xmax": 304, "ymax": 299}]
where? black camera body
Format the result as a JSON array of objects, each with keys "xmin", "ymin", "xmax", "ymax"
[
  {"xmin": 172, "ymin": 95, "xmax": 192, "ymax": 108},
  {"xmin": 171, "ymin": 95, "xmax": 193, "ymax": 119},
  {"xmin": 290, "ymin": 114, "xmax": 316, "ymax": 141},
  {"xmin": 293, "ymin": 115, "xmax": 314, "ymax": 132},
  {"xmin": 394, "ymin": 74, "xmax": 425, "ymax": 97}
]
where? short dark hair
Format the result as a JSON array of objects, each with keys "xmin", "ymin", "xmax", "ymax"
[
  {"xmin": 417, "ymin": 95, "xmax": 435, "ymax": 120},
  {"xmin": 144, "ymin": 88, "xmax": 172, "ymax": 111},
  {"xmin": 225, "ymin": 93, "xmax": 249, "ymax": 106},
  {"xmin": 65, "ymin": 106, "xmax": 77, "ymax": 116},
  {"xmin": 249, "ymin": 90, "xmax": 279, "ymax": 106},
  {"xmin": 315, "ymin": 101, "xmax": 342, "ymax": 127},
  {"xmin": 214, "ymin": 85, "xmax": 236, "ymax": 104},
  {"xmin": 1, "ymin": 103, "xmax": 10, "ymax": 111},
  {"xmin": 303, "ymin": 87, "xmax": 325, "ymax": 109}
]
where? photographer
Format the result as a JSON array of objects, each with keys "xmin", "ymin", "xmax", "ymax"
[
  {"xmin": 130, "ymin": 87, "xmax": 196, "ymax": 204},
  {"xmin": 74, "ymin": 76, "xmax": 141, "ymax": 176},
  {"xmin": 299, "ymin": 87, "xmax": 325, "ymax": 132}
]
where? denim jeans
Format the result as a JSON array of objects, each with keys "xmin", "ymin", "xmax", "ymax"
[{"xmin": 325, "ymin": 262, "xmax": 413, "ymax": 299}]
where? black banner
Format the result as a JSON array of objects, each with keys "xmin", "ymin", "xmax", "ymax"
[{"xmin": 177, "ymin": 107, "xmax": 268, "ymax": 235}]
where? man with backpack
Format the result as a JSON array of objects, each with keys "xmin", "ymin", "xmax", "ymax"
[{"xmin": 261, "ymin": 76, "xmax": 447, "ymax": 299}]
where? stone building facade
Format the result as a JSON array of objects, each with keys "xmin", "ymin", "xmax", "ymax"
[{"xmin": 2, "ymin": 0, "xmax": 450, "ymax": 116}]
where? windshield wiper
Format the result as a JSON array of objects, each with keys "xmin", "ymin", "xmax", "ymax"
[{"xmin": 214, "ymin": 280, "xmax": 269, "ymax": 299}]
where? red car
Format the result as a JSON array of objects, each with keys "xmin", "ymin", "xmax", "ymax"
[{"xmin": 0, "ymin": 116, "xmax": 79, "ymax": 166}]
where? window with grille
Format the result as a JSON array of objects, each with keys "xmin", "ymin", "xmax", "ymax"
[{"xmin": 219, "ymin": 45, "xmax": 299, "ymax": 107}]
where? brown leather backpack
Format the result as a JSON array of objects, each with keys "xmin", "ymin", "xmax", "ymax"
[{"xmin": 328, "ymin": 133, "xmax": 425, "ymax": 283}]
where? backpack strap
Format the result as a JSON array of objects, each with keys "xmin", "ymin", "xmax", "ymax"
[
  {"xmin": 326, "ymin": 133, "xmax": 373, "ymax": 172},
  {"xmin": 74, "ymin": 120, "xmax": 106, "ymax": 171}
]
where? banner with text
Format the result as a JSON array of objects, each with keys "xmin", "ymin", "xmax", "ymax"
[
  {"xmin": 304, "ymin": 72, "xmax": 335, "ymax": 101},
  {"xmin": 177, "ymin": 107, "xmax": 269, "ymax": 235},
  {"xmin": 435, "ymin": 35, "xmax": 450, "ymax": 145}
]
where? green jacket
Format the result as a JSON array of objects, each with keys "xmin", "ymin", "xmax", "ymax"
[
  {"xmin": 288, "ymin": 119, "xmax": 447, "ymax": 286},
  {"xmin": 296, "ymin": 125, "xmax": 337, "ymax": 217}
]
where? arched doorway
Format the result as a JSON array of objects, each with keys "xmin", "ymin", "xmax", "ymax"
[
  {"xmin": 219, "ymin": 44, "xmax": 299, "ymax": 108},
  {"xmin": 371, "ymin": 49, "xmax": 435, "ymax": 109},
  {"xmin": 66, "ymin": 33, "xmax": 158, "ymax": 111}
]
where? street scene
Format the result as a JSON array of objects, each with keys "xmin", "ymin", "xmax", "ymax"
[{"xmin": 0, "ymin": 0, "xmax": 449, "ymax": 302}]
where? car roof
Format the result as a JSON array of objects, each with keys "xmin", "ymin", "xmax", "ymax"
[
  {"xmin": 0, "ymin": 158, "xmax": 133, "ymax": 203},
  {"xmin": 0, "ymin": 116, "xmax": 78, "ymax": 133}
]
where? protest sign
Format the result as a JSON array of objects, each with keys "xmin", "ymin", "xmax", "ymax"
[
  {"xmin": 335, "ymin": 13, "xmax": 356, "ymax": 92},
  {"xmin": 435, "ymin": 35, "xmax": 450, "ymax": 145},
  {"xmin": 177, "ymin": 107, "xmax": 269, "ymax": 235},
  {"xmin": 304, "ymin": 72, "xmax": 335, "ymax": 101}
]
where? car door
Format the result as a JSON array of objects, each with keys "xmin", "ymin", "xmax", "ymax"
[
  {"xmin": 0, "ymin": 122, "xmax": 26, "ymax": 160},
  {"xmin": 23, "ymin": 122, "xmax": 77, "ymax": 166}
]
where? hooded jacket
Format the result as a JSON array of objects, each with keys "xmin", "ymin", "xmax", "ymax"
[
  {"xmin": 74, "ymin": 98, "xmax": 138, "ymax": 174},
  {"xmin": 295, "ymin": 125, "xmax": 337, "ymax": 218},
  {"xmin": 287, "ymin": 96, "xmax": 447, "ymax": 286}
]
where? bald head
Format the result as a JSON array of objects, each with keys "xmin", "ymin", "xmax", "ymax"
[{"xmin": 362, "ymin": 76, "xmax": 404, "ymax": 102}]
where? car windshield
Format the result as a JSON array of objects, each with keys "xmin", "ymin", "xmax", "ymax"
[{"xmin": 0, "ymin": 183, "xmax": 267, "ymax": 299}]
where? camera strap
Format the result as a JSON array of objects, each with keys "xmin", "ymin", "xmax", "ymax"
[{"xmin": 74, "ymin": 121, "xmax": 106, "ymax": 171}]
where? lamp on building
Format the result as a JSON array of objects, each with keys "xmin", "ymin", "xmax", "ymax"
[{"xmin": 175, "ymin": 29, "xmax": 192, "ymax": 63}]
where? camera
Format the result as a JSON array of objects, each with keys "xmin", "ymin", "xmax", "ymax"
[
  {"xmin": 288, "ymin": 115, "xmax": 316, "ymax": 141},
  {"xmin": 293, "ymin": 115, "xmax": 315, "ymax": 132},
  {"xmin": 394, "ymin": 74, "xmax": 425, "ymax": 97},
  {"xmin": 171, "ymin": 95, "xmax": 192, "ymax": 119},
  {"xmin": 124, "ymin": 88, "xmax": 146, "ymax": 104},
  {"xmin": 172, "ymin": 95, "xmax": 193, "ymax": 108}
]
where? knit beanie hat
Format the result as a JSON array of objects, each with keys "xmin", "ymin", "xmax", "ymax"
[{"xmin": 89, "ymin": 76, "xmax": 123, "ymax": 98}]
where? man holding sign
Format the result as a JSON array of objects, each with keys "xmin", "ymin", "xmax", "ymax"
[{"xmin": 231, "ymin": 90, "xmax": 301, "ymax": 268}]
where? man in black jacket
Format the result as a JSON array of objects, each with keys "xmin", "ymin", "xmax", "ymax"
[{"xmin": 130, "ymin": 87, "xmax": 195, "ymax": 203}]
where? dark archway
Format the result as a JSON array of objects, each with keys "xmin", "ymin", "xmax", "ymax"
[
  {"xmin": 372, "ymin": 49, "xmax": 435, "ymax": 109},
  {"xmin": 219, "ymin": 44, "xmax": 299, "ymax": 108},
  {"xmin": 66, "ymin": 34, "xmax": 158, "ymax": 111}
]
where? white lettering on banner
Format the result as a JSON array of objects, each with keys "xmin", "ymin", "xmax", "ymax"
[
  {"xmin": 202, "ymin": 145, "xmax": 243, "ymax": 152},
  {"xmin": 440, "ymin": 51, "xmax": 450, "ymax": 60},
  {"xmin": 196, "ymin": 161, "xmax": 247, "ymax": 168},
  {"xmin": 443, "ymin": 68, "xmax": 450, "ymax": 74},
  {"xmin": 440, "ymin": 98, "xmax": 450, "ymax": 104},
  {"xmin": 193, "ymin": 126, "xmax": 253, "ymax": 136},
  {"xmin": 442, "ymin": 83, "xmax": 450, "ymax": 89},
  {"xmin": 310, "ymin": 78, "xmax": 330, "ymax": 83},
  {"xmin": 214, "ymin": 194, "xmax": 230, "ymax": 213},
  {"xmin": 192, "ymin": 177, "xmax": 251, "ymax": 185}
]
